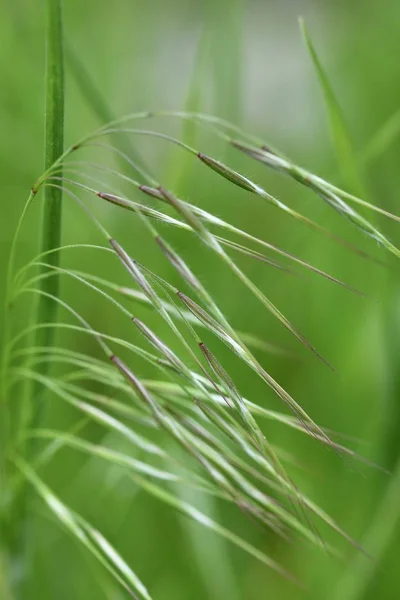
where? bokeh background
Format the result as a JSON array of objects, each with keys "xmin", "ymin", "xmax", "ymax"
[{"xmin": 2, "ymin": 0, "xmax": 400, "ymax": 598}]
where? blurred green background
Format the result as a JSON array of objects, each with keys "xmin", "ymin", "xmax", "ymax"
[{"xmin": 2, "ymin": 0, "xmax": 400, "ymax": 598}]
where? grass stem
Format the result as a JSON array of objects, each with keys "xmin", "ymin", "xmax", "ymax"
[
  {"xmin": 0, "ymin": 1, "xmax": 65, "ymax": 594},
  {"xmin": 28, "ymin": 0, "xmax": 64, "ymax": 433}
]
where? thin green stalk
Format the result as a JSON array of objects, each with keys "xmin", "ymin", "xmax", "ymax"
[
  {"xmin": 30, "ymin": 0, "xmax": 64, "ymax": 428},
  {"xmin": 37, "ymin": 0, "xmax": 65, "ymax": 361},
  {"xmin": 0, "ymin": 189, "xmax": 35, "ymax": 582},
  {"xmin": 0, "ymin": 1, "xmax": 65, "ymax": 595}
]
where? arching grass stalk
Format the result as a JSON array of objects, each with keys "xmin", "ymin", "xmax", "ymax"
[{"xmin": 0, "ymin": 186, "xmax": 35, "ymax": 599}]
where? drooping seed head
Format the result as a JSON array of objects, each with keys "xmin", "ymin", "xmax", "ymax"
[{"xmin": 198, "ymin": 152, "xmax": 264, "ymax": 194}]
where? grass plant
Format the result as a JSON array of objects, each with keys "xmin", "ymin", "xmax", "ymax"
[{"xmin": 1, "ymin": 3, "xmax": 400, "ymax": 599}]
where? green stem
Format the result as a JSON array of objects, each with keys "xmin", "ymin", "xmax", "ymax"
[
  {"xmin": 29, "ymin": 0, "xmax": 64, "ymax": 430},
  {"xmin": 38, "ymin": 0, "xmax": 65, "ymax": 360},
  {"xmin": 0, "ymin": 1, "xmax": 65, "ymax": 595}
]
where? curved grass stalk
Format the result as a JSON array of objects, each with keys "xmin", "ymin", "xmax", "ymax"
[
  {"xmin": 12, "ymin": 244, "xmax": 299, "ymax": 360},
  {"xmin": 22, "ymin": 176, "xmax": 368, "ymax": 301},
  {"xmin": 10, "ymin": 344, "xmax": 377, "ymax": 470},
  {"xmin": 34, "ymin": 103, "xmax": 395, "ymax": 242},
  {"xmin": 69, "ymin": 108, "xmax": 400, "ymax": 230},
  {"xmin": 90, "ymin": 126, "xmax": 362, "ymax": 239},
  {"xmin": 13, "ymin": 274, "xmax": 293, "ymax": 501},
  {"xmin": 15, "ymin": 364, "xmax": 366, "ymax": 553},
  {"xmin": 16, "ymin": 366, "xmax": 307, "ymax": 545},
  {"xmin": 19, "ymin": 436, "xmax": 297, "ymax": 583},
  {"xmin": 3, "ymin": 177, "xmax": 351, "ymax": 551},
  {"xmin": 15, "ymin": 457, "xmax": 152, "ymax": 600},
  {"xmin": 83, "ymin": 180, "xmax": 366, "ymax": 295},
  {"xmin": 8, "ymin": 270, "xmax": 334, "ymax": 556},
  {"xmin": 20, "ymin": 249, "xmax": 274, "ymax": 444}
]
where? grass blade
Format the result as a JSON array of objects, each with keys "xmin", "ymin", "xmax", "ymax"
[{"xmin": 15, "ymin": 457, "xmax": 152, "ymax": 599}]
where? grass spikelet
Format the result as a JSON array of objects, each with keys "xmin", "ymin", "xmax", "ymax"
[
  {"xmin": 299, "ymin": 17, "xmax": 363, "ymax": 195},
  {"xmin": 198, "ymin": 152, "xmax": 263, "ymax": 193},
  {"xmin": 230, "ymin": 140, "xmax": 400, "ymax": 257}
]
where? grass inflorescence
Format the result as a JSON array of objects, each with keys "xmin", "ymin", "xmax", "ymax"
[
  {"xmin": 2, "ymin": 12, "xmax": 400, "ymax": 598},
  {"xmin": 1, "ymin": 98, "xmax": 399, "ymax": 596}
]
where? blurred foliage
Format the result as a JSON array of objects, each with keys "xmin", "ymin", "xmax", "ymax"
[{"xmin": 1, "ymin": 0, "xmax": 400, "ymax": 598}]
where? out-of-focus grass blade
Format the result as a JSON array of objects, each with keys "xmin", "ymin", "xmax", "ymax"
[
  {"xmin": 165, "ymin": 24, "xmax": 210, "ymax": 192},
  {"xmin": 33, "ymin": 430, "xmax": 177, "ymax": 482},
  {"xmin": 300, "ymin": 18, "xmax": 364, "ymax": 196},
  {"xmin": 66, "ymin": 44, "xmax": 112, "ymax": 130},
  {"xmin": 332, "ymin": 456, "xmax": 400, "ymax": 600},
  {"xmin": 361, "ymin": 107, "xmax": 400, "ymax": 167},
  {"xmin": 15, "ymin": 457, "xmax": 152, "ymax": 600},
  {"xmin": 128, "ymin": 472, "xmax": 298, "ymax": 583},
  {"xmin": 14, "ymin": 368, "xmax": 163, "ymax": 457},
  {"xmin": 66, "ymin": 44, "xmax": 145, "ymax": 178},
  {"xmin": 165, "ymin": 443, "xmax": 241, "ymax": 600},
  {"xmin": 209, "ymin": 0, "xmax": 243, "ymax": 120}
]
